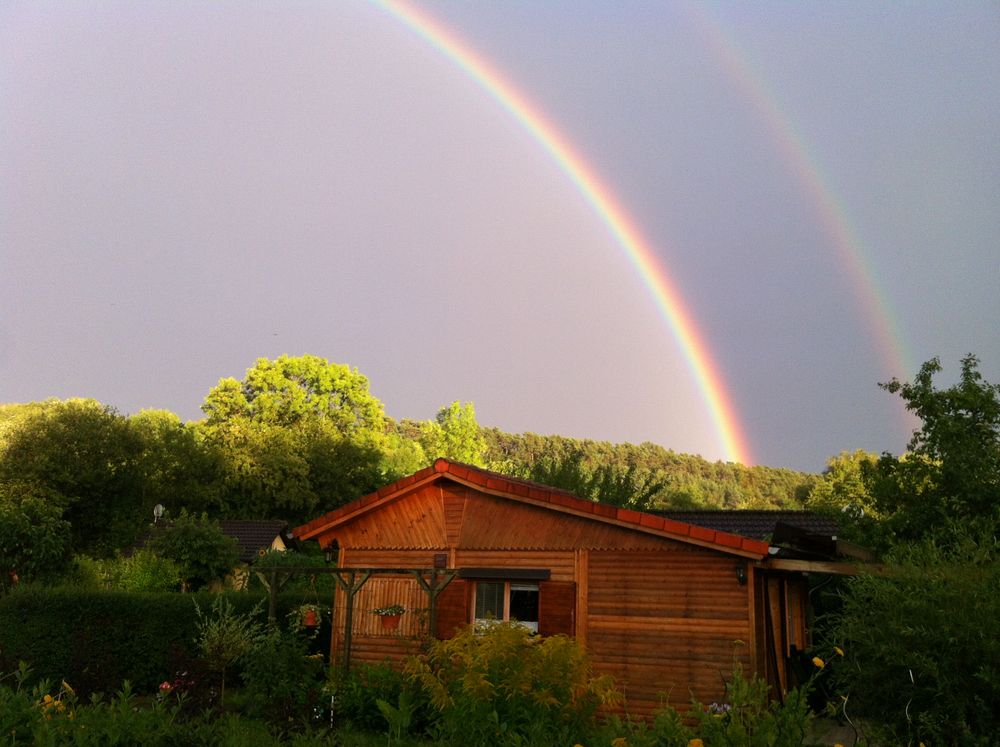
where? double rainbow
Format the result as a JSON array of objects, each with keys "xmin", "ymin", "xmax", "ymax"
[{"xmin": 374, "ymin": 0, "xmax": 754, "ymax": 465}]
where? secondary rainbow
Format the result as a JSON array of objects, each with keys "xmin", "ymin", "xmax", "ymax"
[
  {"xmin": 685, "ymin": 4, "xmax": 912, "ymax": 382},
  {"xmin": 373, "ymin": 0, "xmax": 752, "ymax": 465}
]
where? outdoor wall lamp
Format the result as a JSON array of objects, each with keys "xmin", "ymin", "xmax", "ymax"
[{"xmin": 735, "ymin": 564, "xmax": 747, "ymax": 585}]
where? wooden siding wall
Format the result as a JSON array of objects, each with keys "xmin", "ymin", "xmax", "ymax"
[
  {"xmin": 586, "ymin": 549, "xmax": 751, "ymax": 719},
  {"xmin": 320, "ymin": 484, "xmax": 762, "ymax": 718},
  {"xmin": 336, "ymin": 548, "xmax": 578, "ymax": 665},
  {"xmin": 331, "ymin": 550, "xmax": 439, "ymax": 666},
  {"xmin": 455, "ymin": 550, "xmax": 575, "ymax": 581}
]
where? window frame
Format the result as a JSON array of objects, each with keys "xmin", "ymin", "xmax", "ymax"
[{"xmin": 471, "ymin": 579, "xmax": 540, "ymax": 633}]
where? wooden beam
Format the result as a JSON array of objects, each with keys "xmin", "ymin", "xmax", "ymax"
[{"xmin": 760, "ymin": 559, "xmax": 882, "ymax": 576}]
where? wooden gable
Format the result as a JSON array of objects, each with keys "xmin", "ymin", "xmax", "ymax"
[{"xmin": 295, "ymin": 458, "xmax": 770, "ymax": 560}]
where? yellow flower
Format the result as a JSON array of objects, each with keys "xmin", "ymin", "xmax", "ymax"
[
  {"xmin": 612, "ymin": 739, "xmax": 629, "ymax": 747},
  {"xmin": 688, "ymin": 740, "xmax": 705, "ymax": 747},
  {"xmin": 812, "ymin": 656, "xmax": 825, "ymax": 669},
  {"xmin": 834, "ymin": 743, "xmax": 845, "ymax": 747},
  {"xmin": 61, "ymin": 680, "xmax": 75, "ymax": 696},
  {"xmin": 834, "ymin": 646, "xmax": 845, "ymax": 657}
]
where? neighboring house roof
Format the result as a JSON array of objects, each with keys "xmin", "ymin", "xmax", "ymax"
[
  {"xmin": 131, "ymin": 519, "xmax": 289, "ymax": 564},
  {"xmin": 218, "ymin": 520, "xmax": 290, "ymax": 563},
  {"xmin": 294, "ymin": 458, "xmax": 771, "ymax": 559},
  {"xmin": 655, "ymin": 510, "xmax": 839, "ymax": 541}
]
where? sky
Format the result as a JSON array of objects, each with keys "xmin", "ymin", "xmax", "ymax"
[{"xmin": 2, "ymin": 1, "xmax": 998, "ymax": 472}]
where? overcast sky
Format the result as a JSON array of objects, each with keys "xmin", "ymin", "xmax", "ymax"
[{"xmin": 2, "ymin": 1, "xmax": 998, "ymax": 472}]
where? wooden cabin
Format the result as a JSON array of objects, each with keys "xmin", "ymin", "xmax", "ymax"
[{"xmin": 294, "ymin": 459, "xmax": 840, "ymax": 717}]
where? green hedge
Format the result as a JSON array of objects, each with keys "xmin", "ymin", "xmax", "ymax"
[{"xmin": 0, "ymin": 589, "xmax": 330, "ymax": 696}]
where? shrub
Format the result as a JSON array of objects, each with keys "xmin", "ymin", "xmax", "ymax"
[
  {"xmin": 151, "ymin": 510, "xmax": 239, "ymax": 590},
  {"xmin": 691, "ymin": 660, "xmax": 812, "ymax": 747},
  {"xmin": 829, "ymin": 528, "xmax": 1000, "ymax": 745},
  {"xmin": 0, "ymin": 489, "xmax": 72, "ymax": 588},
  {"xmin": 405, "ymin": 621, "xmax": 622, "ymax": 746},
  {"xmin": 248, "ymin": 547, "xmax": 335, "ymax": 596},
  {"xmin": 106, "ymin": 549, "xmax": 183, "ymax": 592},
  {"xmin": 0, "ymin": 663, "xmax": 340, "ymax": 746},
  {"xmin": 194, "ymin": 595, "xmax": 265, "ymax": 705},
  {"xmin": 0, "ymin": 588, "xmax": 318, "ymax": 696},
  {"xmin": 241, "ymin": 627, "xmax": 326, "ymax": 729},
  {"xmin": 330, "ymin": 662, "xmax": 412, "ymax": 733}
]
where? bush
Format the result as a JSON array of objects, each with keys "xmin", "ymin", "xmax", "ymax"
[
  {"xmin": 0, "ymin": 664, "xmax": 337, "ymax": 746},
  {"xmin": 194, "ymin": 595, "xmax": 266, "ymax": 705},
  {"xmin": 330, "ymin": 662, "xmax": 412, "ymax": 733},
  {"xmin": 404, "ymin": 621, "xmax": 621, "ymax": 746},
  {"xmin": 241, "ymin": 627, "xmax": 327, "ymax": 729},
  {"xmin": 829, "ymin": 529, "xmax": 1000, "ymax": 745},
  {"xmin": 691, "ymin": 661, "xmax": 812, "ymax": 746},
  {"xmin": 0, "ymin": 588, "xmax": 320, "ymax": 696},
  {"xmin": 150, "ymin": 510, "xmax": 239, "ymax": 590},
  {"xmin": 248, "ymin": 547, "xmax": 335, "ymax": 597},
  {"xmin": 0, "ymin": 490, "xmax": 72, "ymax": 588}
]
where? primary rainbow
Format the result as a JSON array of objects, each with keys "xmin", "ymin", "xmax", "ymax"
[{"xmin": 373, "ymin": 0, "xmax": 753, "ymax": 465}]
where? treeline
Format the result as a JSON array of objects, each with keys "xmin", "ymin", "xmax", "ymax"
[
  {"xmin": 0, "ymin": 354, "xmax": 813, "ymax": 568},
  {"xmin": 482, "ymin": 429, "xmax": 814, "ymax": 510}
]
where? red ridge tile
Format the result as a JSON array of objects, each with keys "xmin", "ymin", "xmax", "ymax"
[
  {"xmin": 528, "ymin": 487, "xmax": 549, "ymax": 501},
  {"xmin": 549, "ymin": 493, "xmax": 579, "ymax": 510},
  {"xmin": 661, "ymin": 518, "xmax": 691, "ymax": 536},
  {"xmin": 714, "ymin": 532, "xmax": 742, "ymax": 549},
  {"xmin": 616, "ymin": 508, "xmax": 642, "ymax": 524},
  {"xmin": 592, "ymin": 503, "xmax": 617, "ymax": 518},
  {"xmin": 639, "ymin": 514, "xmax": 666, "ymax": 530},
  {"xmin": 688, "ymin": 525, "xmax": 716, "ymax": 542},
  {"xmin": 741, "ymin": 538, "xmax": 770, "ymax": 555},
  {"xmin": 434, "ymin": 458, "xmax": 449, "ymax": 473}
]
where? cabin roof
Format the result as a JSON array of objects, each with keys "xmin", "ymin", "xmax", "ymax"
[
  {"xmin": 293, "ymin": 458, "xmax": 771, "ymax": 558},
  {"xmin": 656, "ymin": 510, "xmax": 839, "ymax": 541}
]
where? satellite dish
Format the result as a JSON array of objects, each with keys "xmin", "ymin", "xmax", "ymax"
[{"xmin": 153, "ymin": 504, "xmax": 165, "ymax": 523}]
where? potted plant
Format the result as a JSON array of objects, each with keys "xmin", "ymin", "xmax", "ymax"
[
  {"xmin": 296, "ymin": 604, "xmax": 323, "ymax": 628},
  {"xmin": 372, "ymin": 604, "xmax": 406, "ymax": 631}
]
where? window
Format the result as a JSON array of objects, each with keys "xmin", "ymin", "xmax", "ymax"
[{"xmin": 473, "ymin": 581, "xmax": 539, "ymax": 632}]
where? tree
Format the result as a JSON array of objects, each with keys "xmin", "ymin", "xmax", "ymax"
[
  {"xmin": 826, "ymin": 355, "xmax": 1000, "ymax": 743},
  {"xmin": 806, "ymin": 450, "xmax": 882, "ymax": 545},
  {"xmin": 0, "ymin": 485, "xmax": 72, "ymax": 588},
  {"xmin": 202, "ymin": 355, "xmax": 387, "ymax": 439},
  {"xmin": 418, "ymin": 401, "xmax": 487, "ymax": 466},
  {"xmin": 128, "ymin": 409, "xmax": 223, "ymax": 516},
  {"xmin": 866, "ymin": 354, "xmax": 1000, "ymax": 543},
  {"xmin": 0, "ymin": 399, "xmax": 146, "ymax": 555},
  {"xmin": 150, "ymin": 510, "xmax": 239, "ymax": 590},
  {"xmin": 198, "ymin": 356, "xmax": 388, "ymax": 518},
  {"xmin": 526, "ymin": 447, "xmax": 667, "ymax": 510}
]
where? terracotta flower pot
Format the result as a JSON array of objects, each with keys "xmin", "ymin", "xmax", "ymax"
[
  {"xmin": 379, "ymin": 612, "xmax": 402, "ymax": 631},
  {"xmin": 302, "ymin": 609, "xmax": 319, "ymax": 627}
]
